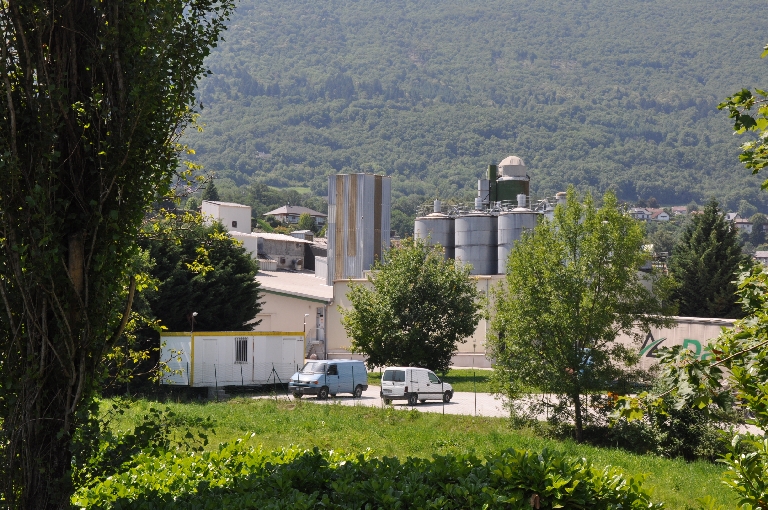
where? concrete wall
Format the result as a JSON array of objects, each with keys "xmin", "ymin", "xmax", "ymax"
[
  {"xmin": 202, "ymin": 201, "xmax": 252, "ymax": 233},
  {"xmin": 230, "ymin": 232, "xmax": 259, "ymax": 257},
  {"xmin": 253, "ymin": 291, "xmax": 328, "ymax": 356},
  {"xmin": 260, "ymin": 238, "xmax": 305, "ymax": 268},
  {"xmin": 615, "ymin": 317, "xmax": 734, "ymax": 371}
]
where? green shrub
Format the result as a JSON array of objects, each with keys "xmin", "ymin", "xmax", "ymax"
[{"xmin": 73, "ymin": 442, "xmax": 661, "ymax": 509}]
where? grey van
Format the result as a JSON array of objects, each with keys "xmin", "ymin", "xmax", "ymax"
[{"xmin": 289, "ymin": 359, "xmax": 368, "ymax": 399}]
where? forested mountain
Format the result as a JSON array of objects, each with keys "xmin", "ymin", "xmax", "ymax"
[{"xmin": 182, "ymin": 0, "xmax": 768, "ymax": 233}]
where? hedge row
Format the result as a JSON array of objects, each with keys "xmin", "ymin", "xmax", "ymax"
[{"xmin": 74, "ymin": 440, "xmax": 661, "ymax": 509}]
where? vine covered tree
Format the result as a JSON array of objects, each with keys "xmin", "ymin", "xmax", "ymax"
[
  {"xmin": 489, "ymin": 188, "xmax": 673, "ymax": 442},
  {"xmin": 0, "ymin": 0, "xmax": 233, "ymax": 507},
  {"xmin": 668, "ymin": 198, "xmax": 752, "ymax": 318},
  {"xmin": 341, "ymin": 238, "xmax": 482, "ymax": 373}
]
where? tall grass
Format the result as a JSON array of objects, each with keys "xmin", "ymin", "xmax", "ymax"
[{"xmin": 108, "ymin": 397, "xmax": 734, "ymax": 509}]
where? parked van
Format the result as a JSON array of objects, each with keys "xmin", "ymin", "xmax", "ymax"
[
  {"xmin": 289, "ymin": 359, "xmax": 368, "ymax": 399},
  {"xmin": 380, "ymin": 367, "xmax": 453, "ymax": 405}
]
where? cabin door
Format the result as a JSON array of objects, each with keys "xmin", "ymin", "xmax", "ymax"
[{"xmin": 200, "ymin": 339, "xmax": 218, "ymax": 384}]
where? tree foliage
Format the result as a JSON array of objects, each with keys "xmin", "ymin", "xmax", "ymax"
[
  {"xmin": 718, "ymin": 45, "xmax": 768, "ymax": 185},
  {"xmin": 296, "ymin": 212, "xmax": 316, "ymax": 232},
  {"xmin": 341, "ymin": 238, "xmax": 482, "ymax": 373},
  {"xmin": 140, "ymin": 216, "xmax": 262, "ymax": 332},
  {"xmin": 0, "ymin": 0, "xmax": 232, "ymax": 506},
  {"xmin": 184, "ymin": 0, "xmax": 768, "ymax": 220},
  {"xmin": 489, "ymin": 188, "xmax": 674, "ymax": 442},
  {"xmin": 615, "ymin": 45, "xmax": 768, "ymax": 508},
  {"xmin": 202, "ymin": 180, "xmax": 221, "ymax": 202},
  {"xmin": 668, "ymin": 199, "xmax": 752, "ymax": 318}
]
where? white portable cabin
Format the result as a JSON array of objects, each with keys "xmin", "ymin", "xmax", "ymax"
[{"xmin": 160, "ymin": 331, "xmax": 305, "ymax": 387}]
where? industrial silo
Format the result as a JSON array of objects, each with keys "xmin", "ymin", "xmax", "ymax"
[
  {"xmin": 327, "ymin": 173, "xmax": 391, "ymax": 285},
  {"xmin": 493, "ymin": 156, "xmax": 530, "ymax": 203},
  {"xmin": 455, "ymin": 211, "xmax": 498, "ymax": 275},
  {"xmin": 414, "ymin": 200, "xmax": 455, "ymax": 259},
  {"xmin": 497, "ymin": 206, "xmax": 540, "ymax": 274}
]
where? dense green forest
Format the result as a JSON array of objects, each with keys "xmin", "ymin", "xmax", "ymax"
[{"xmin": 182, "ymin": 0, "xmax": 768, "ymax": 234}]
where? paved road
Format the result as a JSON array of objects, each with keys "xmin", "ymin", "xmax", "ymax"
[{"xmin": 256, "ymin": 385, "xmax": 510, "ymax": 417}]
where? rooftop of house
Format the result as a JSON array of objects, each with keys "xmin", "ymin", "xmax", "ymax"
[
  {"xmin": 231, "ymin": 232, "xmax": 312, "ymax": 243},
  {"xmin": 202, "ymin": 200, "xmax": 251, "ymax": 208},
  {"xmin": 755, "ymin": 251, "xmax": 768, "ymax": 259},
  {"xmin": 264, "ymin": 205, "xmax": 327, "ymax": 217},
  {"xmin": 255, "ymin": 269, "xmax": 334, "ymax": 302}
]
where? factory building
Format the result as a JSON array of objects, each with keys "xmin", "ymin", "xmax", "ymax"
[{"xmin": 415, "ymin": 156, "xmax": 544, "ymax": 275}]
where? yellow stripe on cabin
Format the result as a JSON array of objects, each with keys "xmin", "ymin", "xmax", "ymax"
[{"xmin": 161, "ymin": 331, "xmax": 304, "ymax": 337}]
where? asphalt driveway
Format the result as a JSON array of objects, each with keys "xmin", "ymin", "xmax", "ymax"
[{"xmin": 256, "ymin": 385, "xmax": 509, "ymax": 417}]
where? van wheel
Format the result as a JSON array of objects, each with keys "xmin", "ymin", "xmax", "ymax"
[
  {"xmin": 318, "ymin": 386, "xmax": 329, "ymax": 400},
  {"xmin": 443, "ymin": 391, "xmax": 452, "ymax": 403},
  {"xmin": 419, "ymin": 400, "xmax": 427, "ymax": 403},
  {"xmin": 407, "ymin": 393, "xmax": 418, "ymax": 406},
  {"xmin": 331, "ymin": 394, "xmax": 337, "ymax": 398},
  {"xmin": 353, "ymin": 385, "xmax": 363, "ymax": 398},
  {"xmin": 293, "ymin": 392, "xmax": 303, "ymax": 399},
  {"xmin": 383, "ymin": 398, "xmax": 392, "ymax": 405}
]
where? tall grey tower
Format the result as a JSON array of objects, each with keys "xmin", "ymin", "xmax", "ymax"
[{"xmin": 327, "ymin": 173, "xmax": 391, "ymax": 285}]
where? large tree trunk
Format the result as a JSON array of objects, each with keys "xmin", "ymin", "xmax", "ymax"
[
  {"xmin": 572, "ymin": 391, "xmax": 584, "ymax": 443},
  {"xmin": 0, "ymin": 0, "xmax": 231, "ymax": 505}
]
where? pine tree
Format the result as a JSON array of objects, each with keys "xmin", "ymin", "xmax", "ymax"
[
  {"xmin": 668, "ymin": 199, "xmax": 751, "ymax": 318},
  {"xmin": 202, "ymin": 180, "xmax": 221, "ymax": 201}
]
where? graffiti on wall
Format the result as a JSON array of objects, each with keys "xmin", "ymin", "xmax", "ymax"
[{"xmin": 638, "ymin": 332, "xmax": 714, "ymax": 361}]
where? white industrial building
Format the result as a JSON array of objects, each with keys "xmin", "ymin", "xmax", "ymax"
[{"xmin": 201, "ymin": 200, "xmax": 252, "ymax": 232}]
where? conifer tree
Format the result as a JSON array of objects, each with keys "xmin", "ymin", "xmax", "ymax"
[
  {"xmin": 202, "ymin": 180, "xmax": 221, "ymax": 201},
  {"xmin": 668, "ymin": 199, "xmax": 751, "ymax": 318}
]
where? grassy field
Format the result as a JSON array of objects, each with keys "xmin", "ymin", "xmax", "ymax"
[{"xmin": 109, "ymin": 397, "xmax": 735, "ymax": 509}]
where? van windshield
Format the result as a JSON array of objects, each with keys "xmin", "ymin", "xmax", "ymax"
[
  {"xmin": 382, "ymin": 370, "xmax": 405, "ymax": 382},
  {"xmin": 300, "ymin": 362, "xmax": 327, "ymax": 374}
]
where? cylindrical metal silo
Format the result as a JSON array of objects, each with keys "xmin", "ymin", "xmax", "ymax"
[
  {"xmin": 414, "ymin": 213, "xmax": 455, "ymax": 259},
  {"xmin": 455, "ymin": 213, "xmax": 498, "ymax": 275},
  {"xmin": 497, "ymin": 208, "xmax": 540, "ymax": 274}
]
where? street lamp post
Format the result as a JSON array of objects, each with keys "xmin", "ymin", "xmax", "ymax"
[{"xmin": 191, "ymin": 311, "xmax": 198, "ymax": 334}]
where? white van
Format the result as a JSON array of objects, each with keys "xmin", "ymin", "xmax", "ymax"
[
  {"xmin": 380, "ymin": 367, "xmax": 453, "ymax": 405},
  {"xmin": 289, "ymin": 359, "xmax": 368, "ymax": 399}
]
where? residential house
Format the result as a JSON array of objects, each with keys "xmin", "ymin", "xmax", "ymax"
[
  {"xmin": 670, "ymin": 206, "xmax": 687, "ymax": 216},
  {"xmin": 264, "ymin": 205, "xmax": 327, "ymax": 226},
  {"xmin": 735, "ymin": 218, "xmax": 754, "ymax": 234},
  {"xmin": 649, "ymin": 209, "xmax": 670, "ymax": 222},
  {"xmin": 755, "ymin": 251, "xmax": 768, "ymax": 266},
  {"xmin": 629, "ymin": 207, "xmax": 652, "ymax": 221}
]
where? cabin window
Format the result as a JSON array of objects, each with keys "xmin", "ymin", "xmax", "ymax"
[{"xmin": 235, "ymin": 337, "xmax": 248, "ymax": 363}]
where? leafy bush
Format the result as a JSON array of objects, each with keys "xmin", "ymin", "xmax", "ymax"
[
  {"xmin": 71, "ymin": 401, "xmax": 215, "ymax": 489},
  {"xmin": 606, "ymin": 403, "xmax": 732, "ymax": 462},
  {"xmin": 73, "ymin": 442, "xmax": 661, "ymax": 509}
]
